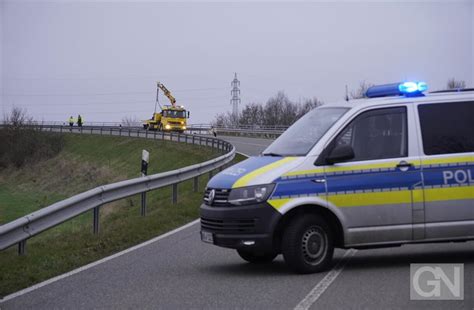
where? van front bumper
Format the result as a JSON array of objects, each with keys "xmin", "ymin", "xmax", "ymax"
[{"xmin": 200, "ymin": 202, "xmax": 281, "ymax": 251}]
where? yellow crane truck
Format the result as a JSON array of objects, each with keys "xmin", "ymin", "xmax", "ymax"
[{"xmin": 143, "ymin": 82, "xmax": 190, "ymax": 133}]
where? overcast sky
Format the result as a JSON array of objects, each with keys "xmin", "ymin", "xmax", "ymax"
[{"xmin": 0, "ymin": 0, "xmax": 473, "ymax": 124}]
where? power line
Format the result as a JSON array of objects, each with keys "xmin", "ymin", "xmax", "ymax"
[
  {"xmin": 3, "ymin": 87, "xmax": 228, "ymax": 97},
  {"xmin": 5, "ymin": 94, "xmax": 229, "ymax": 107}
]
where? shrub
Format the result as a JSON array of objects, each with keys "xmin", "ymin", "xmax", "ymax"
[{"xmin": 0, "ymin": 108, "xmax": 64, "ymax": 169}]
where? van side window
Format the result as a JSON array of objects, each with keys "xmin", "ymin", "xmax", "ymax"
[
  {"xmin": 418, "ymin": 101, "xmax": 474, "ymax": 155},
  {"xmin": 333, "ymin": 107, "xmax": 407, "ymax": 161}
]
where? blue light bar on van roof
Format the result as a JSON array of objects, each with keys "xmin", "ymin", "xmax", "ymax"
[{"xmin": 365, "ymin": 81, "xmax": 428, "ymax": 98}]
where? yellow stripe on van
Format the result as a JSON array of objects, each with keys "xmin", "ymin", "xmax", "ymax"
[
  {"xmin": 284, "ymin": 168, "xmax": 324, "ymax": 177},
  {"xmin": 283, "ymin": 160, "xmax": 416, "ymax": 177},
  {"xmin": 326, "ymin": 190, "xmax": 420, "ymax": 208},
  {"xmin": 267, "ymin": 198, "xmax": 291, "ymax": 210},
  {"xmin": 232, "ymin": 157, "xmax": 297, "ymax": 189},
  {"xmin": 424, "ymin": 186, "xmax": 474, "ymax": 202},
  {"xmin": 421, "ymin": 155, "xmax": 474, "ymax": 166},
  {"xmin": 270, "ymin": 185, "xmax": 473, "ymax": 209},
  {"xmin": 328, "ymin": 186, "xmax": 474, "ymax": 207}
]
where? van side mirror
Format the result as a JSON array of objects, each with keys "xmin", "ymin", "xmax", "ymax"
[{"xmin": 325, "ymin": 145, "xmax": 355, "ymax": 164}]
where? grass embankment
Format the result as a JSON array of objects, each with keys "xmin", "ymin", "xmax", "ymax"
[{"xmin": 0, "ymin": 133, "xmax": 245, "ymax": 297}]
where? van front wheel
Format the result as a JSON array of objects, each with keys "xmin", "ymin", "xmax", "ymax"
[
  {"xmin": 237, "ymin": 249, "xmax": 278, "ymax": 264},
  {"xmin": 282, "ymin": 214, "xmax": 334, "ymax": 274}
]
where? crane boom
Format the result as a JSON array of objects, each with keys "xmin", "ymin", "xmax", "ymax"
[{"xmin": 157, "ymin": 82, "xmax": 176, "ymax": 106}]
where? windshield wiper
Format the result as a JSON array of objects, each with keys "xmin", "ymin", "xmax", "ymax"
[{"xmin": 262, "ymin": 152, "xmax": 283, "ymax": 157}]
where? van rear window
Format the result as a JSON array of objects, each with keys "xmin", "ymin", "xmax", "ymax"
[{"xmin": 418, "ymin": 101, "xmax": 474, "ymax": 155}]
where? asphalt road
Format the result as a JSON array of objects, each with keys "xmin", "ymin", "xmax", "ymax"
[
  {"xmin": 2, "ymin": 135, "xmax": 473, "ymax": 309},
  {"xmin": 218, "ymin": 135, "xmax": 273, "ymax": 156}
]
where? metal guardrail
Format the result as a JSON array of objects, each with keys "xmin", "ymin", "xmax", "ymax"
[
  {"xmin": 0, "ymin": 121, "xmax": 288, "ymax": 135},
  {"xmin": 0, "ymin": 121, "xmax": 288, "ymax": 139},
  {"xmin": 0, "ymin": 125, "xmax": 235, "ymax": 254},
  {"xmin": 215, "ymin": 127, "xmax": 285, "ymax": 138}
]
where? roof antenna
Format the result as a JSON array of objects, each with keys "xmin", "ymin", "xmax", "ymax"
[{"xmin": 345, "ymin": 85, "xmax": 349, "ymax": 102}]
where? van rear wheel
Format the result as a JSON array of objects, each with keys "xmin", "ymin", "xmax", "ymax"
[
  {"xmin": 237, "ymin": 249, "xmax": 278, "ymax": 264},
  {"xmin": 282, "ymin": 214, "xmax": 334, "ymax": 274}
]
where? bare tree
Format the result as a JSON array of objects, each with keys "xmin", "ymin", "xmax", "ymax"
[
  {"xmin": 213, "ymin": 111, "xmax": 236, "ymax": 127},
  {"xmin": 121, "ymin": 115, "xmax": 141, "ymax": 127},
  {"xmin": 239, "ymin": 103, "xmax": 265, "ymax": 127},
  {"xmin": 296, "ymin": 97, "xmax": 323, "ymax": 119},
  {"xmin": 264, "ymin": 91, "xmax": 294, "ymax": 126},
  {"xmin": 446, "ymin": 78, "xmax": 466, "ymax": 90},
  {"xmin": 3, "ymin": 107, "xmax": 33, "ymax": 127},
  {"xmin": 213, "ymin": 92, "xmax": 324, "ymax": 127},
  {"xmin": 350, "ymin": 81, "xmax": 374, "ymax": 99}
]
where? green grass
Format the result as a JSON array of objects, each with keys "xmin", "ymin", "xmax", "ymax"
[{"xmin": 0, "ymin": 132, "xmax": 246, "ymax": 297}]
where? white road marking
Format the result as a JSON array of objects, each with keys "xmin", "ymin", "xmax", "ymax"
[
  {"xmin": 294, "ymin": 249, "xmax": 357, "ymax": 310},
  {"xmin": 0, "ymin": 219, "xmax": 200, "ymax": 303},
  {"xmin": 231, "ymin": 141, "xmax": 271, "ymax": 147},
  {"xmin": 236, "ymin": 151, "xmax": 250, "ymax": 158}
]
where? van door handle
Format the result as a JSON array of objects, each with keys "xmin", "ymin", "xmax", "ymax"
[
  {"xmin": 312, "ymin": 179, "xmax": 326, "ymax": 183},
  {"xmin": 396, "ymin": 161, "xmax": 413, "ymax": 171}
]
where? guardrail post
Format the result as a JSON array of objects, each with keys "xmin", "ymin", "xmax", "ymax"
[
  {"xmin": 18, "ymin": 240, "xmax": 27, "ymax": 256},
  {"xmin": 193, "ymin": 176, "xmax": 199, "ymax": 192},
  {"xmin": 172, "ymin": 183, "xmax": 178, "ymax": 204},
  {"xmin": 208, "ymin": 170, "xmax": 213, "ymax": 180},
  {"xmin": 192, "ymin": 135, "xmax": 195, "ymax": 145},
  {"xmin": 145, "ymin": 130, "xmax": 148, "ymax": 139},
  {"xmin": 128, "ymin": 129, "xmax": 131, "ymax": 137},
  {"xmin": 141, "ymin": 192, "xmax": 147, "ymax": 216},
  {"xmin": 93, "ymin": 206, "xmax": 100, "ymax": 235},
  {"xmin": 154, "ymin": 131, "xmax": 156, "ymax": 140},
  {"xmin": 162, "ymin": 131, "xmax": 165, "ymax": 140}
]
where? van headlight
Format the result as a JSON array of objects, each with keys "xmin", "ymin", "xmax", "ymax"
[{"xmin": 228, "ymin": 184, "xmax": 275, "ymax": 206}]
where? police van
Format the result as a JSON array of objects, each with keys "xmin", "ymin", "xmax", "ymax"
[{"xmin": 200, "ymin": 82, "xmax": 474, "ymax": 273}]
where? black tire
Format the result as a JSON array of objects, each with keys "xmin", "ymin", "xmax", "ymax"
[
  {"xmin": 237, "ymin": 249, "xmax": 278, "ymax": 264},
  {"xmin": 143, "ymin": 124, "xmax": 148, "ymax": 130},
  {"xmin": 282, "ymin": 214, "xmax": 334, "ymax": 274}
]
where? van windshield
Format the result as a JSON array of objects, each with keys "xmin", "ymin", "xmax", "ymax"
[{"xmin": 262, "ymin": 107, "xmax": 349, "ymax": 156}]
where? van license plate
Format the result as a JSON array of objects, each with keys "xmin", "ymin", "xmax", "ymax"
[{"xmin": 201, "ymin": 231, "xmax": 214, "ymax": 244}]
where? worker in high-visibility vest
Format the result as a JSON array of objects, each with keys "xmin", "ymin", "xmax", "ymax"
[
  {"xmin": 77, "ymin": 115, "xmax": 83, "ymax": 127},
  {"xmin": 68, "ymin": 116, "xmax": 74, "ymax": 127}
]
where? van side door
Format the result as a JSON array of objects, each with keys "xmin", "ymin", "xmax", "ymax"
[
  {"xmin": 416, "ymin": 100, "xmax": 474, "ymax": 240},
  {"xmin": 320, "ymin": 105, "xmax": 423, "ymax": 246}
]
